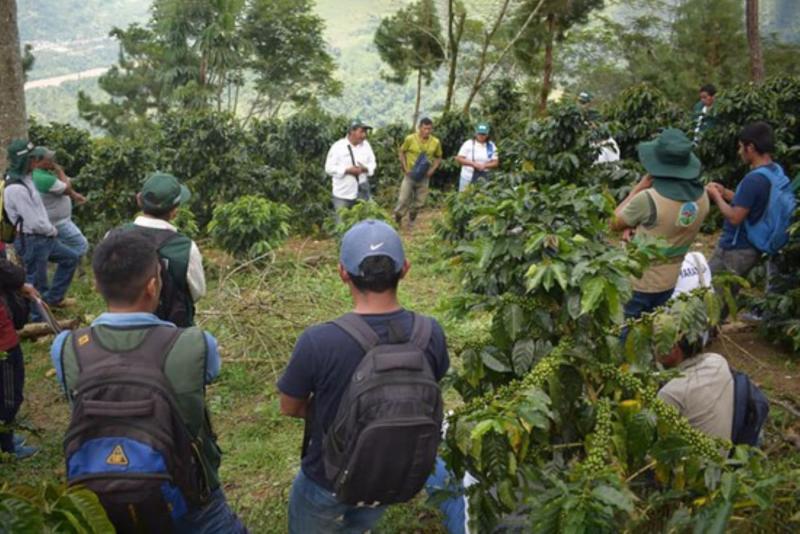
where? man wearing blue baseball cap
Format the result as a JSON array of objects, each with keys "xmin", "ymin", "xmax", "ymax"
[{"xmin": 277, "ymin": 219, "xmax": 450, "ymax": 533}]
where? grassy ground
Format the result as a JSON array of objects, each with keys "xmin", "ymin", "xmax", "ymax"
[
  {"xmin": 3, "ymin": 209, "xmax": 800, "ymax": 533},
  {"xmin": 0, "ymin": 212, "xmax": 460, "ymax": 533}
]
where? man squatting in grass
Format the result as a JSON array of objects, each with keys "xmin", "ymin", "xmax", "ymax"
[
  {"xmin": 278, "ymin": 220, "xmax": 449, "ymax": 533},
  {"xmin": 50, "ymin": 232, "xmax": 246, "ymax": 532},
  {"xmin": 4, "ymin": 140, "xmax": 81, "ymax": 318},
  {"xmin": 325, "ymin": 119, "xmax": 377, "ymax": 221},
  {"xmin": 610, "ymin": 128, "xmax": 710, "ymax": 319},
  {"xmin": 394, "ymin": 118, "xmax": 443, "ymax": 230}
]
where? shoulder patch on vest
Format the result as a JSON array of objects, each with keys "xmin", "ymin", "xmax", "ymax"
[
  {"xmin": 677, "ymin": 202, "xmax": 699, "ymax": 227},
  {"xmin": 106, "ymin": 444, "xmax": 129, "ymax": 466}
]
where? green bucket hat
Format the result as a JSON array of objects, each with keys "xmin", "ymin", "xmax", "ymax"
[
  {"xmin": 140, "ymin": 172, "xmax": 191, "ymax": 213},
  {"xmin": 6, "ymin": 139, "xmax": 34, "ymax": 178},
  {"xmin": 638, "ymin": 128, "xmax": 704, "ymax": 202}
]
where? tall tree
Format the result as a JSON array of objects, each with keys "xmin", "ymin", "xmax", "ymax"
[
  {"xmin": 375, "ymin": 0, "xmax": 446, "ymax": 126},
  {"xmin": 0, "ymin": 0, "xmax": 27, "ymax": 172},
  {"xmin": 746, "ymin": 0, "xmax": 765, "ymax": 83},
  {"xmin": 443, "ymin": 0, "xmax": 467, "ymax": 113}
]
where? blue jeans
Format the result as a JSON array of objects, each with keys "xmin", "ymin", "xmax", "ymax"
[
  {"xmin": 288, "ymin": 470, "xmax": 386, "ymax": 534},
  {"xmin": 14, "ymin": 234, "xmax": 79, "ymax": 307},
  {"xmin": 623, "ymin": 289, "xmax": 674, "ymax": 320},
  {"xmin": 173, "ymin": 488, "xmax": 246, "ymax": 533},
  {"xmin": 0, "ymin": 346, "xmax": 24, "ymax": 453},
  {"xmin": 56, "ymin": 220, "xmax": 88, "ymax": 257}
]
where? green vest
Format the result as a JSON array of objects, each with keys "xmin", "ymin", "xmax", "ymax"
[
  {"xmin": 60, "ymin": 325, "xmax": 222, "ymax": 490},
  {"xmin": 122, "ymin": 223, "xmax": 195, "ymax": 326}
]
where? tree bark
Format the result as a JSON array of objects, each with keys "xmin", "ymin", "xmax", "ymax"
[
  {"xmin": 443, "ymin": 0, "xmax": 465, "ymax": 113},
  {"xmin": 746, "ymin": 0, "xmax": 765, "ymax": 83},
  {"xmin": 0, "ymin": 0, "xmax": 28, "ymax": 172},
  {"xmin": 538, "ymin": 13, "xmax": 556, "ymax": 113},
  {"xmin": 413, "ymin": 68, "xmax": 423, "ymax": 127}
]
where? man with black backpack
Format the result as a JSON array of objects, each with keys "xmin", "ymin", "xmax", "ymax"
[
  {"xmin": 278, "ymin": 219, "xmax": 449, "ymax": 533},
  {"xmin": 122, "ymin": 172, "xmax": 206, "ymax": 327},
  {"xmin": 657, "ymin": 337, "xmax": 768, "ymax": 446},
  {"xmin": 706, "ymin": 122, "xmax": 796, "ymax": 311},
  {"xmin": 50, "ymin": 231, "xmax": 245, "ymax": 533}
]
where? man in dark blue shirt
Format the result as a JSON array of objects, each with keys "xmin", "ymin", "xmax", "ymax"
[
  {"xmin": 707, "ymin": 122, "xmax": 781, "ymax": 280},
  {"xmin": 277, "ymin": 219, "xmax": 449, "ymax": 533}
]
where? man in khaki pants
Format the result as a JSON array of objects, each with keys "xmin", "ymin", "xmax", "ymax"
[{"xmin": 394, "ymin": 118, "xmax": 443, "ymax": 230}]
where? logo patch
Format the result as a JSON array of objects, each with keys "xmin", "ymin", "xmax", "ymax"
[
  {"xmin": 106, "ymin": 444, "xmax": 129, "ymax": 466},
  {"xmin": 677, "ymin": 202, "xmax": 699, "ymax": 227},
  {"xmin": 78, "ymin": 334, "xmax": 90, "ymax": 346}
]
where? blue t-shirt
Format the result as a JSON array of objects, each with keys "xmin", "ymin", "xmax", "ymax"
[
  {"xmin": 277, "ymin": 309, "xmax": 449, "ymax": 491},
  {"xmin": 718, "ymin": 165, "xmax": 775, "ymax": 250}
]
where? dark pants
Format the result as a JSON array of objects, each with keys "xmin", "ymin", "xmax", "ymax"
[
  {"xmin": 623, "ymin": 289, "xmax": 674, "ymax": 320},
  {"xmin": 173, "ymin": 488, "xmax": 247, "ymax": 533},
  {"xmin": 0, "ymin": 345, "xmax": 24, "ymax": 453}
]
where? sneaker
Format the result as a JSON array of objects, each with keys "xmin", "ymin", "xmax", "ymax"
[
  {"xmin": 740, "ymin": 310, "xmax": 763, "ymax": 322},
  {"xmin": 14, "ymin": 445, "xmax": 39, "ymax": 460},
  {"xmin": 49, "ymin": 298, "xmax": 77, "ymax": 309},
  {"xmin": 13, "ymin": 434, "xmax": 26, "ymax": 449}
]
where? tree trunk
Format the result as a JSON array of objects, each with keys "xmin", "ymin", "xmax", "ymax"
[
  {"xmin": 746, "ymin": 0, "xmax": 765, "ymax": 83},
  {"xmin": 413, "ymin": 68, "xmax": 422, "ymax": 128},
  {"xmin": 443, "ymin": 0, "xmax": 464, "ymax": 113},
  {"xmin": 0, "ymin": 0, "xmax": 28, "ymax": 172},
  {"xmin": 538, "ymin": 13, "xmax": 556, "ymax": 114}
]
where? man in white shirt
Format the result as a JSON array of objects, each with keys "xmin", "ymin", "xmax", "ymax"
[
  {"xmin": 119, "ymin": 173, "xmax": 206, "ymax": 327},
  {"xmin": 657, "ymin": 338, "xmax": 734, "ymax": 441},
  {"xmin": 455, "ymin": 123, "xmax": 499, "ymax": 192},
  {"xmin": 324, "ymin": 119, "xmax": 377, "ymax": 219}
]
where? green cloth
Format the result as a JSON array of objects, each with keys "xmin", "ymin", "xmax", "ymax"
[
  {"xmin": 693, "ymin": 101, "xmax": 716, "ymax": 133},
  {"xmin": 401, "ymin": 133, "xmax": 443, "ymax": 172},
  {"xmin": 620, "ymin": 191, "xmax": 657, "ymax": 229},
  {"xmin": 140, "ymin": 172, "xmax": 191, "ymax": 213},
  {"xmin": 637, "ymin": 128, "xmax": 704, "ymax": 201},
  {"xmin": 31, "ymin": 169, "xmax": 59, "ymax": 194},
  {"xmin": 5, "ymin": 139, "xmax": 33, "ymax": 179}
]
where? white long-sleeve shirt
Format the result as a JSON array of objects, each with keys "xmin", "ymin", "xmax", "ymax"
[
  {"xmin": 133, "ymin": 216, "xmax": 206, "ymax": 302},
  {"xmin": 324, "ymin": 138, "xmax": 376, "ymax": 200}
]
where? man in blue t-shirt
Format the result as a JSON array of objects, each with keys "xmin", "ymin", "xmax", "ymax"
[
  {"xmin": 707, "ymin": 122, "xmax": 783, "ymax": 281},
  {"xmin": 277, "ymin": 220, "xmax": 449, "ymax": 533}
]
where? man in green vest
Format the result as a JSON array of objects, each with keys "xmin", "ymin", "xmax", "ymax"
[
  {"xmin": 126, "ymin": 172, "xmax": 206, "ymax": 327},
  {"xmin": 610, "ymin": 128, "xmax": 710, "ymax": 319},
  {"xmin": 692, "ymin": 84, "xmax": 717, "ymax": 142},
  {"xmin": 50, "ymin": 231, "xmax": 245, "ymax": 532},
  {"xmin": 394, "ymin": 117, "xmax": 443, "ymax": 230}
]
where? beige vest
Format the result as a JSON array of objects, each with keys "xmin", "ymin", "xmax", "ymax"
[{"xmin": 633, "ymin": 189, "xmax": 709, "ymax": 293}]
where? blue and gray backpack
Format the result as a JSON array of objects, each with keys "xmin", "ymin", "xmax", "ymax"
[{"xmin": 737, "ymin": 164, "xmax": 797, "ymax": 255}]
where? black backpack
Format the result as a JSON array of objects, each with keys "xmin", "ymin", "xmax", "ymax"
[
  {"xmin": 122, "ymin": 226, "xmax": 193, "ymax": 327},
  {"xmin": 731, "ymin": 368, "xmax": 769, "ymax": 446},
  {"xmin": 322, "ymin": 313, "xmax": 443, "ymax": 506},
  {"xmin": 64, "ymin": 326, "xmax": 210, "ymax": 533}
]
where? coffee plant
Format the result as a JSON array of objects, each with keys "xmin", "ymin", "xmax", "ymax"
[
  {"xmin": 0, "ymin": 482, "xmax": 113, "ymax": 533},
  {"xmin": 208, "ymin": 195, "xmax": 291, "ymax": 259}
]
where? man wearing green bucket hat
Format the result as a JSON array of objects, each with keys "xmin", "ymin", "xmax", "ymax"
[{"xmin": 611, "ymin": 128, "xmax": 710, "ymax": 319}]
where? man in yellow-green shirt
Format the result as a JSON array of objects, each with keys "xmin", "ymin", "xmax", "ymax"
[{"xmin": 394, "ymin": 118, "xmax": 443, "ymax": 230}]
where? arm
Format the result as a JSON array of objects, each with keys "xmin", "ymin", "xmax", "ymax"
[
  {"xmin": 610, "ymin": 175, "xmax": 654, "ymax": 230},
  {"xmin": 484, "ymin": 157, "xmax": 499, "ymax": 170},
  {"xmin": 708, "ymin": 186, "xmax": 750, "ymax": 226},
  {"xmin": 203, "ymin": 332, "xmax": 221, "ymax": 384},
  {"xmin": 363, "ymin": 144, "xmax": 377, "ymax": 177},
  {"xmin": 454, "ymin": 155, "xmax": 474, "ymax": 167},
  {"xmin": 279, "ymin": 392, "xmax": 310, "ymax": 418},
  {"xmin": 50, "ymin": 331, "xmax": 71, "ymax": 395},
  {"xmin": 187, "ymin": 241, "xmax": 207, "ymax": 302},
  {"xmin": 324, "ymin": 144, "xmax": 349, "ymax": 178},
  {"xmin": 398, "ymin": 149, "xmax": 409, "ymax": 175},
  {"xmin": 427, "ymin": 158, "xmax": 443, "ymax": 177}
]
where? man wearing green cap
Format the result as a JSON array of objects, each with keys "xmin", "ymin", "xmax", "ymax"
[
  {"xmin": 119, "ymin": 172, "xmax": 205, "ymax": 327},
  {"xmin": 455, "ymin": 123, "xmax": 499, "ymax": 192},
  {"xmin": 324, "ymin": 119, "xmax": 376, "ymax": 220},
  {"xmin": 3, "ymin": 139, "xmax": 80, "ymax": 313},
  {"xmin": 610, "ymin": 128, "xmax": 710, "ymax": 319}
]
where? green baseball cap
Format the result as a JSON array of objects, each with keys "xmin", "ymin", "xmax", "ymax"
[
  {"xmin": 348, "ymin": 119, "xmax": 372, "ymax": 131},
  {"xmin": 638, "ymin": 129, "xmax": 704, "ymax": 201},
  {"xmin": 6, "ymin": 139, "xmax": 34, "ymax": 178},
  {"xmin": 475, "ymin": 123, "xmax": 490, "ymax": 135},
  {"xmin": 139, "ymin": 172, "xmax": 191, "ymax": 213},
  {"xmin": 578, "ymin": 91, "xmax": 593, "ymax": 104}
]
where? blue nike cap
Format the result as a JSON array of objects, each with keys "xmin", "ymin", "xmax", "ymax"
[{"xmin": 340, "ymin": 219, "xmax": 405, "ymax": 275}]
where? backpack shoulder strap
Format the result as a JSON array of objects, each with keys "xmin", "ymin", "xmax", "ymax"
[
  {"xmin": 408, "ymin": 313, "xmax": 433, "ymax": 352},
  {"xmin": 332, "ymin": 313, "xmax": 380, "ymax": 353},
  {"xmin": 73, "ymin": 325, "xmax": 182, "ymax": 373}
]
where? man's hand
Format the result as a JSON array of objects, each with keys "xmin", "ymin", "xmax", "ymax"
[
  {"xmin": 19, "ymin": 283, "xmax": 40, "ymax": 300},
  {"xmin": 473, "ymin": 162, "xmax": 485, "ymax": 172},
  {"xmin": 345, "ymin": 166, "xmax": 363, "ymax": 176},
  {"xmin": 634, "ymin": 174, "xmax": 654, "ymax": 192},
  {"xmin": 71, "ymin": 191, "xmax": 87, "ymax": 205},
  {"xmin": 622, "ymin": 228, "xmax": 636, "ymax": 242},
  {"xmin": 425, "ymin": 169, "xmax": 435, "ymax": 178}
]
